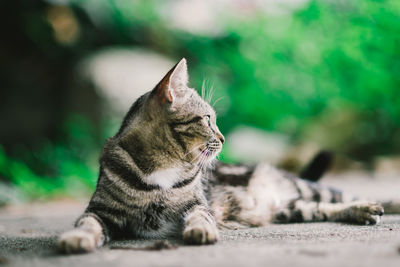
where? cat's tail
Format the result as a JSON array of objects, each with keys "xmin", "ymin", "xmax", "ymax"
[
  {"xmin": 381, "ymin": 201, "xmax": 400, "ymax": 214},
  {"xmin": 300, "ymin": 150, "xmax": 334, "ymax": 182}
]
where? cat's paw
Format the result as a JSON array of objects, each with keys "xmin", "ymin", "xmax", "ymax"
[
  {"xmin": 57, "ymin": 229, "xmax": 97, "ymax": 253},
  {"xmin": 344, "ymin": 202, "xmax": 384, "ymax": 225},
  {"xmin": 183, "ymin": 223, "xmax": 219, "ymax": 245}
]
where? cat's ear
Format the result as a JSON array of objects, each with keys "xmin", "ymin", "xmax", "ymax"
[{"xmin": 153, "ymin": 58, "xmax": 188, "ymax": 103}]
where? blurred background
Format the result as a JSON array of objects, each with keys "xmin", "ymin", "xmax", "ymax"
[{"xmin": 1, "ymin": 0, "xmax": 400, "ymax": 205}]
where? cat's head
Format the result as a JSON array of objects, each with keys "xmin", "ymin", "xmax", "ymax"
[{"xmin": 118, "ymin": 58, "xmax": 224, "ymax": 169}]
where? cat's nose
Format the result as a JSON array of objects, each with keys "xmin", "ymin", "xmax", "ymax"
[{"xmin": 217, "ymin": 133, "xmax": 225, "ymax": 144}]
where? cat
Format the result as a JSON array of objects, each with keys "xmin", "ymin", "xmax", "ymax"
[{"xmin": 58, "ymin": 58, "xmax": 390, "ymax": 253}]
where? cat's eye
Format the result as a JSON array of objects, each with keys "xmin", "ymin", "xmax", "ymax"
[{"xmin": 204, "ymin": 115, "xmax": 211, "ymax": 124}]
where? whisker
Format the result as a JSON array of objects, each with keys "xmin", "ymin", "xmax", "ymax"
[
  {"xmin": 201, "ymin": 80, "xmax": 206, "ymax": 99},
  {"xmin": 202, "ymin": 80, "xmax": 214, "ymax": 104},
  {"xmin": 207, "ymin": 84, "xmax": 215, "ymax": 103},
  {"xmin": 199, "ymin": 155, "xmax": 208, "ymax": 171},
  {"xmin": 197, "ymin": 148, "xmax": 209, "ymax": 167},
  {"xmin": 190, "ymin": 152, "xmax": 203, "ymax": 164},
  {"xmin": 189, "ymin": 157, "xmax": 204, "ymax": 176},
  {"xmin": 191, "ymin": 157, "xmax": 205, "ymax": 177},
  {"xmin": 190, "ymin": 147, "xmax": 207, "ymax": 163},
  {"xmin": 212, "ymin": 96, "xmax": 226, "ymax": 108},
  {"xmin": 184, "ymin": 143, "xmax": 204, "ymax": 157}
]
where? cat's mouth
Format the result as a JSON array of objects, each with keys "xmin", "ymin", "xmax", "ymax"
[
  {"xmin": 193, "ymin": 141, "xmax": 221, "ymax": 162},
  {"xmin": 187, "ymin": 141, "xmax": 222, "ymax": 165},
  {"xmin": 206, "ymin": 141, "xmax": 222, "ymax": 154}
]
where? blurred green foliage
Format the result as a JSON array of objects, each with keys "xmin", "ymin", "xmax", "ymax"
[
  {"xmin": 66, "ymin": 0, "xmax": 400, "ymax": 159},
  {"xmin": 0, "ymin": 116, "xmax": 100, "ymax": 200},
  {"xmin": 187, "ymin": 0, "xmax": 400, "ymax": 160},
  {"xmin": 1, "ymin": 0, "xmax": 400, "ymax": 200}
]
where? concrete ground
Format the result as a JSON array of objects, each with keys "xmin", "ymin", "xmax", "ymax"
[{"xmin": 1, "ymin": 171, "xmax": 400, "ymax": 267}]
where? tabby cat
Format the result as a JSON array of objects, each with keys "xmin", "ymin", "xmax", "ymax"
[{"xmin": 58, "ymin": 59, "xmax": 387, "ymax": 253}]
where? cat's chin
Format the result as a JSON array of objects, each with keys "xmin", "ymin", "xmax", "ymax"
[
  {"xmin": 189, "ymin": 149, "xmax": 218, "ymax": 167},
  {"xmin": 206, "ymin": 147, "xmax": 222, "ymax": 161},
  {"xmin": 197, "ymin": 148, "xmax": 221, "ymax": 165}
]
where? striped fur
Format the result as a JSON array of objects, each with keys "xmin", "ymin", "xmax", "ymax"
[
  {"xmin": 58, "ymin": 58, "xmax": 222, "ymax": 253},
  {"xmin": 207, "ymin": 161, "xmax": 383, "ymax": 227},
  {"xmin": 58, "ymin": 58, "xmax": 385, "ymax": 254}
]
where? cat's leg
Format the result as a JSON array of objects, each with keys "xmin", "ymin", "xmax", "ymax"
[
  {"xmin": 273, "ymin": 200, "xmax": 384, "ymax": 225},
  {"xmin": 57, "ymin": 213, "xmax": 108, "ymax": 253},
  {"xmin": 183, "ymin": 205, "xmax": 219, "ymax": 245}
]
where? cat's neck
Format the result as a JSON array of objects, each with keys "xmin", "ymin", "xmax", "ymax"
[
  {"xmin": 118, "ymin": 129, "xmax": 178, "ymax": 171},
  {"xmin": 142, "ymin": 165, "xmax": 202, "ymax": 190},
  {"xmin": 115, "ymin": 129, "xmax": 201, "ymax": 189}
]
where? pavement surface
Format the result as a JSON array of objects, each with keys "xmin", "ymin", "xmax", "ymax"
[{"xmin": 1, "ymin": 171, "xmax": 400, "ymax": 267}]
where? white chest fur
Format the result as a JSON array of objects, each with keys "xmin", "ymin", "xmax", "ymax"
[{"xmin": 144, "ymin": 168, "xmax": 182, "ymax": 189}]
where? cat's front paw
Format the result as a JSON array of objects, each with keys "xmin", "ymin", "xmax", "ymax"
[
  {"xmin": 57, "ymin": 229, "xmax": 97, "ymax": 253},
  {"xmin": 183, "ymin": 224, "xmax": 219, "ymax": 245},
  {"xmin": 344, "ymin": 202, "xmax": 384, "ymax": 225}
]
